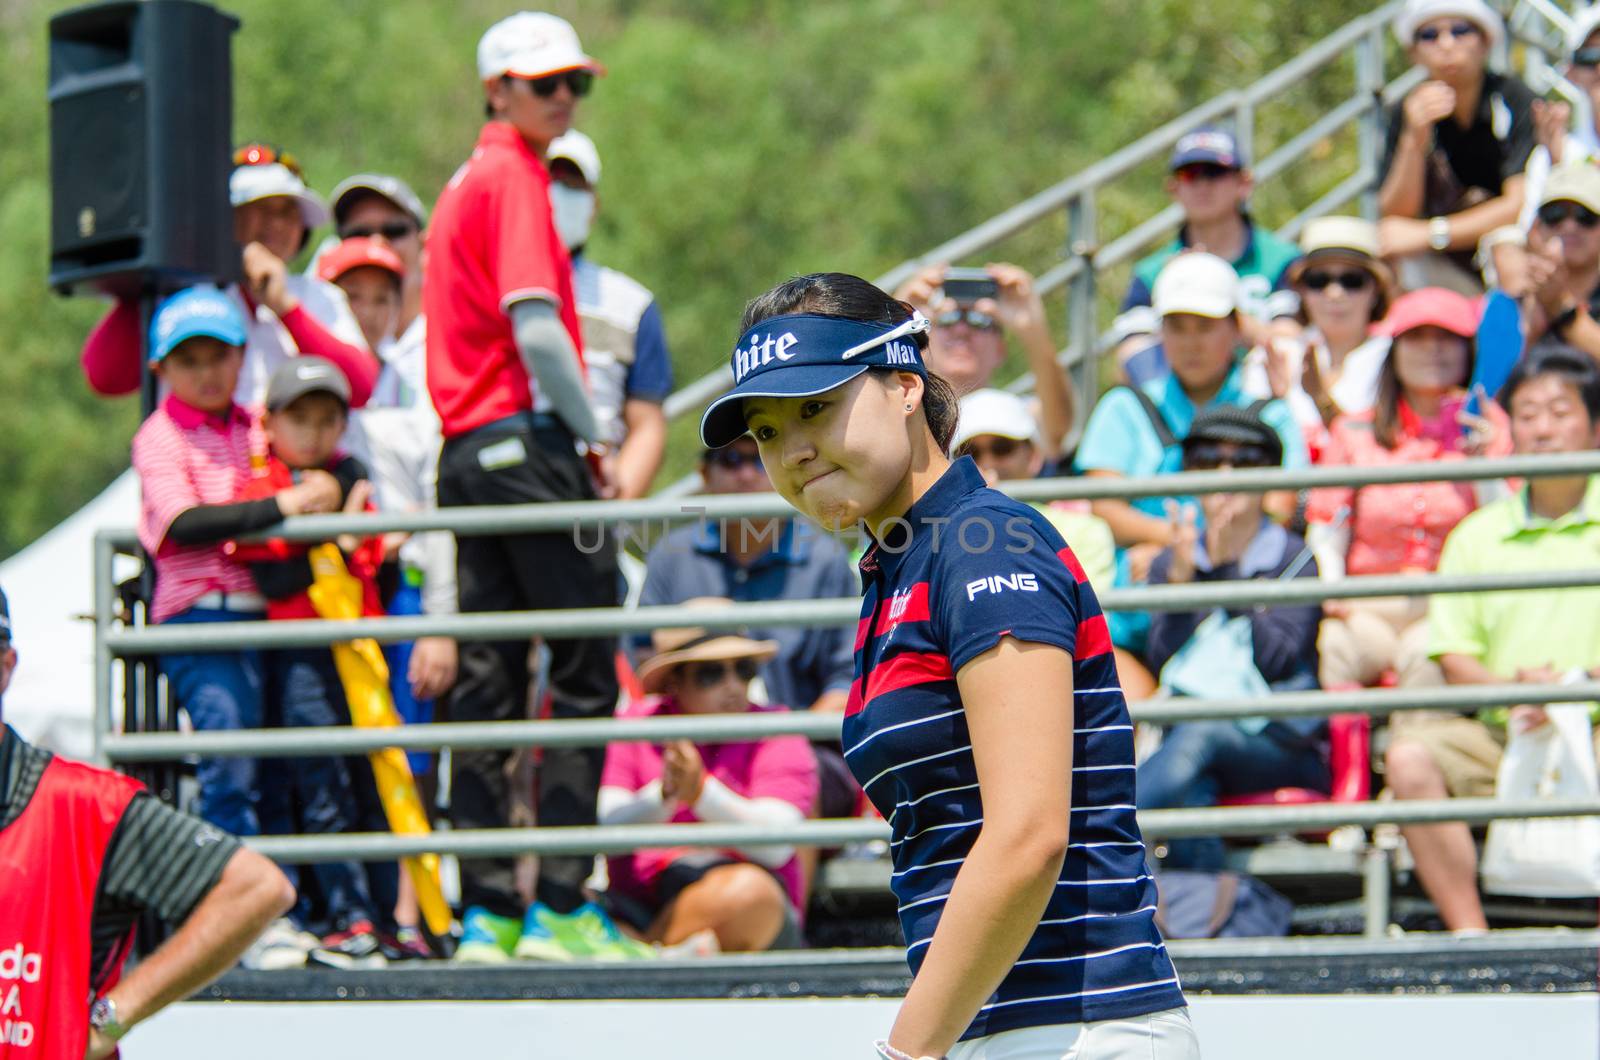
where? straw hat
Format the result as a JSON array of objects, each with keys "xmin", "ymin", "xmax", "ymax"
[{"xmin": 636, "ymin": 597, "xmax": 778, "ymax": 695}]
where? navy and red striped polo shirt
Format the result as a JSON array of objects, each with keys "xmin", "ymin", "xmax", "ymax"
[{"xmin": 841, "ymin": 458, "xmax": 1184, "ymax": 1040}]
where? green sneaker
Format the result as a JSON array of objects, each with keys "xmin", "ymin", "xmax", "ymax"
[
  {"xmin": 513, "ymin": 902, "xmax": 578, "ymax": 961},
  {"xmin": 514, "ymin": 902, "xmax": 654, "ymax": 961},
  {"xmin": 564, "ymin": 902, "xmax": 656, "ymax": 961},
  {"xmin": 454, "ymin": 906, "xmax": 520, "ymax": 964}
]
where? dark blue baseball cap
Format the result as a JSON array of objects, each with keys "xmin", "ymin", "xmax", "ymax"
[
  {"xmin": 699, "ymin": 312, "xmax": 931, "ymax": 448},
  {"xmin": 1170, "ymin": 126, "xmax": 1245, "ymax": 171},
  {"xmin": 0, "ymin": 585, "xmax": 10, "ymax": 644}
]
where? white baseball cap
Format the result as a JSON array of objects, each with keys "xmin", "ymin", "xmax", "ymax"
[
  {"xmin": 953, "ymin": 389, "xmax": 1041, "ymax": 452},
  {"xmin": 478, "ymin": 12, "xmax": 604, "ymax": 81},
  {"xmin": 1392, "ymin": 0, "xmax": 1504, "ymax": 50},
  {"xmin": 1569, "ymin": 5, "xmax": 1600, "ymax": 54},
  {"xmin": 1152, "ymin": 252, "xmax": 1240, "ymax": 320},
  {"xmin": 229, "ymin": 162, "xmax": 329, "ymax": 230},
  {"xmin": 548, "ymin": 129, "xmax": 602, "ymax": 186}
]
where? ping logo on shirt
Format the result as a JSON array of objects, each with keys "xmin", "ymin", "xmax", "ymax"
[
  {"xmin": 966, "ymin": 572, "xmax": 1040, "ymax": 601},
  {"xmin": 733, "ymin": 331, "xmax": 799, "ymax": 382}
]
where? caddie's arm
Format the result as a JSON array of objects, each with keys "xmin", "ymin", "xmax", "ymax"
[{"xmin": 88, "ymin": 845, "xmax": 293, "ymax": 1057}]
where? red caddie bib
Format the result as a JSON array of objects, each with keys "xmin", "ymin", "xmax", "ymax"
[{"xmin": 0, "ymin": 756, "xmax": 143, "ymax": 1058}]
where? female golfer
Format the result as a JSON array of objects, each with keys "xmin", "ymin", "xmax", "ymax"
[{"xmin": 701, "ymin": 274, "xmax": 1198, "ymax": 1059}]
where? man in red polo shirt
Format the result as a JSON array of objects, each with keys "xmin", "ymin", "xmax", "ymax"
[{"xmin": 425, "ymin": 12, "xmax": 632, "ymax": 963}]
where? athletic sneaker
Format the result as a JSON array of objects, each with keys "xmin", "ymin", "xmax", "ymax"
[
  {"xmin": 378, "ymin": 926, "xmax": 435, "ymax": 961},
  {"xmin": 515, "ymin": 901, "xmax": 653, "ymax": 961},
  {"xmin": 242, "ymin": 917, "xmax": 318, "ymax": 970},
  {"xmin": 308, "ymin": 920, "xmax": 388, "ymax": 970},
  {"xmin": 455, "ymin": 906, "xmax": 520, "ymax": 964}
]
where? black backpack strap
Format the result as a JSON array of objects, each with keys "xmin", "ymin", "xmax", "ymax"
[
  {"xmin": 1245, "ymin": 397, "xmax": 1274, "ymax": 418},
  {"xmin": 1123, "ymin": 385, "xmax": 1180, "ymax": 451}
]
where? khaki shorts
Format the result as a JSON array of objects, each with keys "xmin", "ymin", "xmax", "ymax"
[{"xmin": 1388, "ymin": 710, "xmax": 1600, "ymax": 798}]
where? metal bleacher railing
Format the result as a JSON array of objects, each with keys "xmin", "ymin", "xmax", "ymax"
[
  {"xmin": 94, "ymin": 452, "xmax": 1600, "ymax": 936},
  {"xmin": 89, "ymin": 0, "xmax": 1600, "ymax": 941},
  {"xmin": 654, "ymin": 2, "xmax": 1415, "ymax": 495}
]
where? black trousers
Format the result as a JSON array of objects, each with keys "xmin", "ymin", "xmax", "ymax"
[{"xmin": 438, "ymin": 416, "xmax": 619, "ymax": 917}]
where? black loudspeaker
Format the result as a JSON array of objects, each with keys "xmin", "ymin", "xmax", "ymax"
[{"xmin": 48, "ymin": 0, "xmax": 239, "ymax": 297}]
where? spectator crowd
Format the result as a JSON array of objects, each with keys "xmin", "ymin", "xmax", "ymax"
[{"xmin": 59, "ymin": 0, "xmax": 1600, "ymax": 966}]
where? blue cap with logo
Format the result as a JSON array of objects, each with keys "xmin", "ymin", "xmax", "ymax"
[
  {"xmin": 149, "ymin": 285, "xmax": 249, "ymax": 364},
  {"xmin": 699, "ymin": 312, "xmax": 931, "ymax": 448},
  {"xmin": 1170, "ymin": 125, "xmax": 1245, "ymax": 171}
]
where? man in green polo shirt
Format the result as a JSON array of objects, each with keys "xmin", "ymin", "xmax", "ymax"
[
  {"xmin": 1387, "ymin": 345, "xmax": 1600, "ymax": 932},
  {"xmin": 1112, "ymin": 125, "xmax": 1303, "ymax": 384}
]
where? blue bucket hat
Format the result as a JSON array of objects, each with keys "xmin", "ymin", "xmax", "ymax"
[
  {"xmin": 699, "ymin": 312, "xmax": 932, "ymax": 448},
  {"xmin": 149, "ymin": 286, "xmax": 248, "ymax": 364}
]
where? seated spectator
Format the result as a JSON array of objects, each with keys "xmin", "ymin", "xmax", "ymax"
[
  {"xmin": 82, "ymin": 144, "xmax": 379, "ymax": 413},
  {"xmin": 1246, "ymin": 217, "xmax": 1395, "ymax": 449},
  {"xmin": 1138, "ymin": 405, "xmax": 1326, "ymax": 870},
  {"xmin": 893, "ymin": 262, "xmax": 1076, "ymax": 456},
  {"xmin": 1075, "ymin": 253, "xmax": 1309, "ymax": 696},
  {"xmin": 1520, "ymin": 162, "xmax": 1600, "ymax": 362},
  {"xmin": 225, "ymin": 357, "xmax": 389, "ymax": 967},
  {"xmin": 130, "ymin": 289, "xmax": 346, "ymax": 964},
  {"xmin": 636, "ymin": 436, "xmax": 858, "ymax": 819},
  {"xmin": 1515, "ymin": 7, "xmax": 1600, "ymax": 229},
  {"xmin": 547, "ymin": 130, "xmax": 674, "ymax": 500},
  {"xmin": 327, "ymin": 172, "xmax": 430, "ymax": 408},
  {"xmin": 1111, "ymin": 125, "xmax": 1302, "ymax": 384},
  {"xmin": 952, "ymin": 387, "xmax": 1116, "ymax": 592},
  {"xmin": 1379, "ymin": 0, "xmax": 1535, "ymax": 294},
  {"xmin": 1389, "ymin": 346, "xmax": 1600, "ymax": 932},
  {"xmin": 1307, "ymin": 288, "xmax": 1510, "ymax": 693},
  {"xmin": 601, "ymin": 608, "xmax": 818, "ymax": 952}
]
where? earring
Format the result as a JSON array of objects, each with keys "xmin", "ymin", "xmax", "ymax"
[{"xmin": 904, "ymin": 403, "xmax": 913, "ymax": 412}]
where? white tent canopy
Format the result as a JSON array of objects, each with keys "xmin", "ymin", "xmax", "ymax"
[{"xmin": 0, "ymin": 470, "xmax": 140, "ymax": 758}]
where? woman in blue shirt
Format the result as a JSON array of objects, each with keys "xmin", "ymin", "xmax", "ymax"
[{"xmin": 700, "ymin": 274, "xmax": 1198, "ymax": 1059}]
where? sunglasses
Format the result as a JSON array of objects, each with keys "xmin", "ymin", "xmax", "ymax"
[
  {"xmin": 1574, "ymin": 47, "xmax": 1600, "ymax": 68},
  {"xmin": 340, "ymin": 220, "xmax": 417, "ymax": 241},
  {"xmin": 1184, "ymin": 441, "xmax": 1275, "ymax": 471},
  {"xmin": 1174, "ymin": 163, "xmax": 1237, "ymax": 184},
  {"xmin": 233, "ymin": 142, "xmax": 304, "ymax": 178},
  {"xmin": 1537, "ymin": 201, "xmax": 1600, "ymax": 228},
  {"xmin": 1414, "ymin": 21, "xmax": 1479, "ymax": 44},
  {"xmin": 935, "ymin": 308, "xmax": 998, "ymax": 331},
  {"xmin": 704, "ymin": 446, "xmax": 763, "ymax": 471},
  {"xmin": 687, "ymin": 657, "xmax": 760, "ymax": 690},
  {"xmin": 958, "ymin": 436, "xmax": 1027, "ymax": 462},
  {"xmin": 523, "ymin": 70, "xmax": 594, "ymax": 98},
  {"xmin": 1300, "ymin": 269, "xmax": 1374, "ymax": 292}
]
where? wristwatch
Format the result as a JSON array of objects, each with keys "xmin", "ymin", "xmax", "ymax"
[
  {"xmin": 1551, "ymin": 303, "xmax": 1582, "ymax": 339},
  {"xmin": 89, "ymin": 996, "xmax": 128, "ymax": 1041},
  {"xmin": 1427, "ymin": 216, "xmax": 1451, "ymax": 252}
]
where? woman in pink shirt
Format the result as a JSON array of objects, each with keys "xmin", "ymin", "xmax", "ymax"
[
  {"xmin": 600, "ymin": 601, "xmax": 820, "ymax": 952},
  {"xmin": 1306, "ymin": 288, "xmax": 1511, "ymax": 691}
]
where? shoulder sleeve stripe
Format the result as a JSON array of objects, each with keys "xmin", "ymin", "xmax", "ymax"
[
  {"xmin": 1074, "ymin": 614, "xmax": 1112, "ymax": 661},
  {"xmin": 1056, "ymin": 546, "xmax": 1088, "ymax": 585}
]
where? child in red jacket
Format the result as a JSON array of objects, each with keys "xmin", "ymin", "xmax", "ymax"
[{"xmin": 228, "ymin": 356, "xmax": 391, "ymax": 967}]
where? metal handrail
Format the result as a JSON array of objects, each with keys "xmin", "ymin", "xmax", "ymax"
[
  {"xmin": 246, "ymin": 797, "xmax": 1600, "ymax": 863},
  {"xmin": 100, "ymin": 682, "xmax": 1600, "ymax": 761},
  {"xmin": 94, "ymin": 452, "xmax": 1600, "ymax": 544},
  {"xmin": 100, "ymin": 568, "xmax": 1600, "ymax": 655},
  {"xmin": 660, "ymin": 4, "xmax": 1407, "ymax": 428}
]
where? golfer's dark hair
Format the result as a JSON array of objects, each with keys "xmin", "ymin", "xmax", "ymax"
[
  {"xmin": 1500, "ymin": 342, "xmax": 1600, "ymax": 423},
  {"xmin": 740, "ymin": 272, "xmax": 959, "ymax": 454}
]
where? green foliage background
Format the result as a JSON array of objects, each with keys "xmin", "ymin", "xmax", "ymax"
[{"xmin": 2, "ymin": 0, "xmax": 1391, "ymax": 557}]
